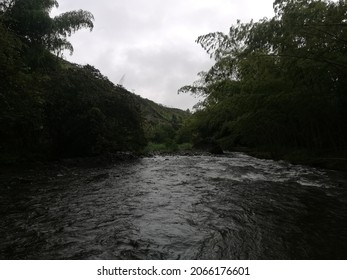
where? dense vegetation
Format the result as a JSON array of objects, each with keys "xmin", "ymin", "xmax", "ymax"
[
  {"xmin": 2, "ymin": 0, "xmax": 346, "ymax": 169},
  {"xmin": 0, "ymin": 0, "xmax": 190, "ymax": 163},
  {"xmin": 180, "ymin": 0, "xmax": 347, "ymax": 167},
  {"xmin": 138, "ymin": 97, "xmax": 190, "ymax": 152},
  {"xmin": 0, "ymin": 0, "xmax": 149, "ymax": 162}
]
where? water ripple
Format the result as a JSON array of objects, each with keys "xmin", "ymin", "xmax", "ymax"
[{"xmin": 0, "ymin": 153, "xmax": 346, "ymax": 259}]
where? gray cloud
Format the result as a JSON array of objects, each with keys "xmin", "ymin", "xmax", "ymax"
[{"xmin": 52, "ymin": 0, "xmax": 274, "ymax": 109}]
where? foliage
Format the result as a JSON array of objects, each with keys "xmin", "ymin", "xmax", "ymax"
[
  {"xmin": 0, "ymin": 19, "xmax": 46, "ymax": 161},
  {"xmin": 180, "ymin": 0, "xmax": 347, "ymax": 159},
  {"xmin": 1, "ymin": 0, "xmax": 94, "ymax": 55},
  {"xmin": 137, "ymin": 97, "xmax": 190, "ymax": 148},
  {"xmin": 45, "ymin": 64, "xmax": 146, "ymax": 157},
  {"xmin": 0, "ymin": 0, "xmax": 146, "ymax": 163}
]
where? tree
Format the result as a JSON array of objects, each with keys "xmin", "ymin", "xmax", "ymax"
[
  {"xmin": 180, "ymin": 0, "xmax": 347, "ymax": 157},
  {"xmin": 45, "ymin": 65, "xmax": 146, "ymax": 157},
  {"xmin": 1, "ymin": 0, "xmax": 94, "ymax": 55}
]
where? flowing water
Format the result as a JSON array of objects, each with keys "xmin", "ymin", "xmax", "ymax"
[{"xmin": 0, "ymin": 153, "xmax": 346, "ymax": 259}]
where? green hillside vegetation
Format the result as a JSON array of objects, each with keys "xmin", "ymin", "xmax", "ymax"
[
  {"xmin": 0, "ymin": 0, "xmax": 189, "ymax": 163},
  {"xmin": 136, "ymin": 97, "xmax": 191, "ymax": 151},
  {"xmin": 180, "ymin": 0, "xmax": 347, "ymax": 169}
]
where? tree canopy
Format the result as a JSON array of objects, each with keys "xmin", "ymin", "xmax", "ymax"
[
  {"xmin": 0, "ymin": 0, "xmax": 147, "ymax": 163},
  {"xmin": 0, "ymin": 0, "xmax": 94, "ymax": 55},
  {"xmin": 180, "ymin": 0, "xmax": 347, "ymax": 162}
]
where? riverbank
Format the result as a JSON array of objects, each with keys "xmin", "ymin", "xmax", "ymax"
[
  {"xmin": 232, "ymin": 148, "xmax": 347, "ymax": 172},
  {"xmin": 0, "ymin": 152, "xmax": 140, "ymax": 187},
  {"xmin": 143, "ymin": 142, "xmax": 347, "ymax": 172}
]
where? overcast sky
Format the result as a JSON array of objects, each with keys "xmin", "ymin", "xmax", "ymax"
[{"xmin": 52, "ymin": 0, "xmax": 275, "ymax": 110}]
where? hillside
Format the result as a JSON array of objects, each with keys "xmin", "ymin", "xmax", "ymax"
[
  {"xmin": 61, "ymin": 60, "xmax": 190, "ymax": 130},
  {"xmin": 0, "ymin": 0, "xmax": 194, "ymax": 163},
  {"xmin": 1, "ymin": 47, "xmax": 189, "ymax": 163},
  {"xmin": 137, "ymin": 97, "xmax": 190, "ymax": 127}
]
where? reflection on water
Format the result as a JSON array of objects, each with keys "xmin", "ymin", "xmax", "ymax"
[{"xmin": 0, "ymin": 153, "xmax": 346, "ymax": 259}]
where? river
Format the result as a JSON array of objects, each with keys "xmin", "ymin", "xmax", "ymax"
[{"xmin": 0, "ymin": 153, "xmax": 346, "ymax": 259}]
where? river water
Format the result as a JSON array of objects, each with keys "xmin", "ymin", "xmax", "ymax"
[{"xmin": 0, "ymin": 153, "xmax": 346, "ymax": 259}]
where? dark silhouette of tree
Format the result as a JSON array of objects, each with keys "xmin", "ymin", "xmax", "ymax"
[
  {"xmin": 180, "ymin": 0, "xmax": 347, "ymax": 162},
  {"xmin": 0, "ymin": 0, "xmax": 147, "ymax": 163},
  {"xmin": 1, "ymin": 0, "xmax": 94, "ymax": 55}
]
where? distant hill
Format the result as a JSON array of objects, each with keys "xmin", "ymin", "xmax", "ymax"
[
  {"xmin": 60, "ymin": 59, "xmax": 191, "ymax": 143},
  {"xmin": 115, "ymin": 87, "xmax": 191, "ymax": 144},
  {"xmin": 62, "ymin": 60, "xmax": 190, "ymax": 128},
  {"xmin": 58, "ymin": 60, "xmax": 191, "ymax": 151},
  {"xmin": 135, "ymin": 95, "xmax": 190, "ymax": 126}
]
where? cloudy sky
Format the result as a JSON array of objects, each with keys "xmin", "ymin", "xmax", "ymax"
[{"xmin": 52, "ymin": 0, "xmax": 275, "ymax": 110}]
